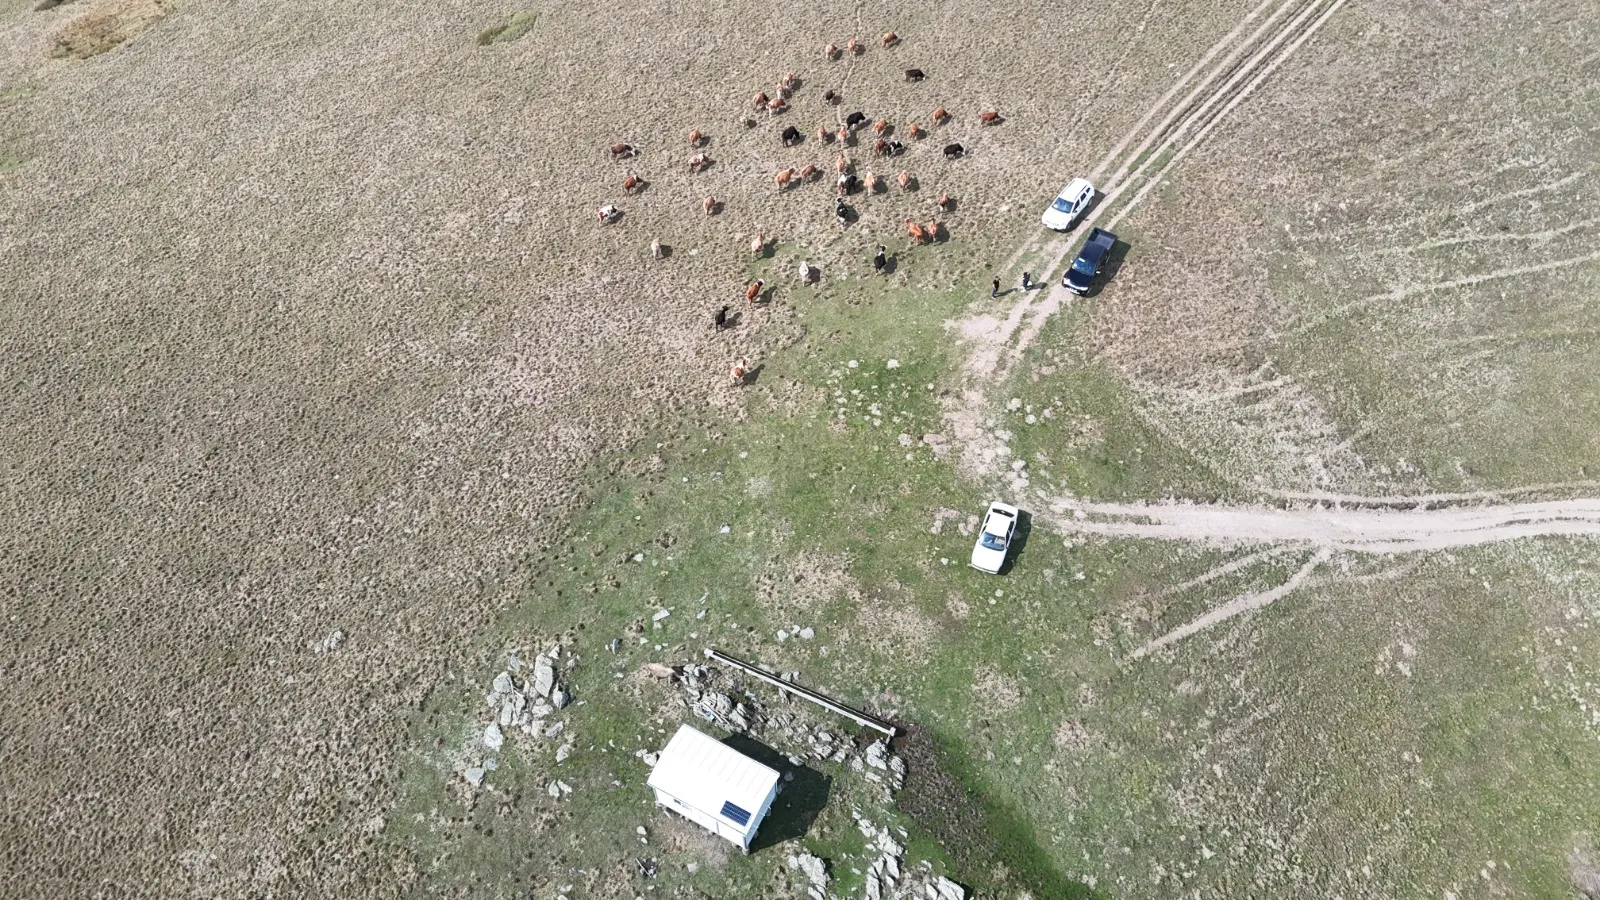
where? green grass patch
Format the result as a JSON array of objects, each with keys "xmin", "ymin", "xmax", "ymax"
[{"xmin": 476, "ymin": 11, "xmax": 538, "ymax": 46}]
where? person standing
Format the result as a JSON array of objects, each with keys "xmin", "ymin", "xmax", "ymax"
[
  {"xmin": 1022, "ymin": 271, "xmax": 1032, "ymax": 291},
  {"xmin": 991, "ymin": 277, "xmax": 1000, "ymax": 298},
  {"xmin": 873, "ymin": 245, "xmax": 887, "ymax": 274}
]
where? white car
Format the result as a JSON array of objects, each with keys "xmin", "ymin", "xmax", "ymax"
[
  {"xmin": 1040, "ymin": 178, "xmax": 1095, "ymax": 231},
  {"xmin": 969, "ymin": 501, "xmax": 1020, "ymax": 574}
]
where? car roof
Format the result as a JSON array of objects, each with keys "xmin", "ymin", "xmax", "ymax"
[{"xmin": 1058, "ymin": 177, "xmax": 1092, "ymax": 198}]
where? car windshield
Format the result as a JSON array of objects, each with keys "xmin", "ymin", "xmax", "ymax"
[
  {"xmin": 1051, "ymin": 197, "xmax": 1075, "ymax": 213},
  {"xmin": 980, "ymin": 531, "xmax": 1008, "ymax": 551},
  {"xmin": 1072, "ymin": 256, "xmax": 1097, "ymax": 274}
]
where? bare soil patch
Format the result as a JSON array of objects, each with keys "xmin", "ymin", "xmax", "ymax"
[{"xmin": 51, "ymin": 0, "xmax": 171, "ymax": 58}]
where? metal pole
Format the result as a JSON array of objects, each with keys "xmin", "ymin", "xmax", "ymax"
[{"xmin": 704, "ymin": 648, "xmax": 897, "ymax": 737}]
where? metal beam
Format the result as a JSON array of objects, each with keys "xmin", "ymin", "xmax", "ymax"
[{"xmin": 704, "ymin": 648, "xmax": 897, "ymax": 737}]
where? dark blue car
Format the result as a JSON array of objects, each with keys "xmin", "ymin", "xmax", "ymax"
[{"xmin": 1063, "ymin": 227, "xmax": 1116, "ymax": 294}]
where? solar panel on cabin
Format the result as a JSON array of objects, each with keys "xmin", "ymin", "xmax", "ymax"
[{"xmin": 719, "ymin": 801, "xmax": 752, "ymax": 826}]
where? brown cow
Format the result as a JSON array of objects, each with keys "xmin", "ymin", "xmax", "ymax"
[
  {"xmin": 753, "ymin": 90, "xmax": 770, "ymax": 109},
  {"xmin": 609, "ymin": 142, "xmax": 638, "ymax": 159},
  {"xmin": 750, "ymin": 231, "xmax": 765, "ymax": 256},
  {"xmin": 979, "ymin": 110, "xmax": 1002, "ymax": 125},
  {"xmin": 896, "ymin": 171, "xmax": 913, "ymax": 190},
  {"xmin": 775, "ymin": 167, "xmax": 797, "ymax": 189},
  {"xmin": 846, "ymin": 36, "xmax": 860, "ymax": 55},
  {"xmin": 816, "ymin": 126, "xmax": 831, "ymax": 144},
  {"xmin": 836, "ymin": 154, "xmax": 852, "ymax": 174},
  {"xmin": 932, "ymin": 107, "xmax": 949, "ymax": 124},
  {"xmin": 836, "ymin": 125, "xmax": 851, "ymax": 145},
  {"xmin": 730, "ymin": 355, "xmax": 751, "ymax": 385},
  {"xmin": 744, "ymin": 280, "xmax": 763, "ymax": 306},
  {"xmin": 937, "ymin": 192, "xmax": 953, "ymax": 211},
  {"xmin": 863, "ymin": 170, "xmax": 881, "ymax": 193},
  {"xmin": 623, "ymin": 173, "xmax": 645, "ymax": 194},
  {"xmin": 650, "ymin": 238, "xmax": 663, "ymax": 260},
  {"xmin": 780, "ymin": 72, "xmax": 799, "ymax": 91},
  {"xmin": 873, "ymin": 120, "xmax": 889, "ymax": 137},
  {"xmin": 905, "ymin": 218, "xmax": 926, "ymax": 244},
  {"xmin": 824, "ymin": 42, "xmax": 840, "ymax": 60},
  {"xmin": 703, "ymin": 195, "xmax": 716, "ymax": 215},
  {"xmin": 908, "ymin": 123, "xmax": 925, "ymax": 139},
  {"xmin": 688, "ymin": 152, "xmax": 710, "ymax": 172},
  {"xmin": 799, "ymin": 163, "xmax": 819, "ymax": 180},
  {"xmin": 689, "ymin": 128, "xmax": 704, "ymax": 147},
  {"xmin": 882, "ymin": 31, "xmax": 899, "ymax": 47},
  {"xmin": 767, "ymin": 97, "xmax": 788, "ymax": 114},
  {"xmin": 925, "ymin": 219, "xmax": 940, "ymax": 241}
]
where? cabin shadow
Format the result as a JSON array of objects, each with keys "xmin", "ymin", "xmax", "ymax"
[
  {"xmin": 997, "ymin": 510, "xmax": 1032, "ymax": 576},
  {"xmin": 724, "ymin": 734, "xmax": 831, "ymax": 852},
  {"xmin": 1083, "ymin": 239, "xmax": 1131, "ymax": 299}
]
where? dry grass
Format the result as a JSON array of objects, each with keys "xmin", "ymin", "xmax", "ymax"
[{"xmin": 50, "ymin": 0, "xmax": 172, "ymax": 58}]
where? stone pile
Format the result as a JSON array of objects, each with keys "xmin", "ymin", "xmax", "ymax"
[
  {"xmin": 852, "ymin": 811, "xmax": 964, "ymax": 900},
  {"xmin": 677, "ymin": 663, "xmax": 758, "ymax": 733},
  {"xmin": 853, "ymin": 738, "xmax": 907, "ymax": 792},
  {"xmin": 460, "ymin": 645, "xmax": 575, "ymax": 789},
  {"xmin": 786, "ymin": 851, "xmax": 830, "ymax": 900},
  {"xmin": 487, "ymin": 646, "xmax": 573, "ymax": 739}
]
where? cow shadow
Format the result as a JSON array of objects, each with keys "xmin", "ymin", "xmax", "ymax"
[
  {"xmin": 723, "ymin": 734, "xmax": 831, "ymax": 852},
  {"xmin": 881, "ymin": 256, "xmax": 898, "ymax": 275},
  {"xmin": 735, "ymin": 363, "xmax": 766, "ymax": 386}
]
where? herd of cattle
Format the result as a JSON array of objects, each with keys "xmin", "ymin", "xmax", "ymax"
[{"xmin": 592, "ymin": 31, "xmax": 1005, "ymax": 341}]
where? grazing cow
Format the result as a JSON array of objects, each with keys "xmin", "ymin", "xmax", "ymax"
[
  {"xmin": 904, "ymin": 68, "xmax": 925, "ymax": 82},
  {"xmin": 597, "ymin": 204, "xmax": 621, "ymax": 224},
  {"xmin": 751, "ymin": 231, "xmax": 765, "ymax": 255},
  {"xmin": 845, "ymin": 111, "xmax": 867, "ymax": 130},
  {"xmin": 873, "ymin": 138, "xmax": 889, "ymax": 156},
  {"xmin": 744, "ymin": 280, "xmax": 763, "ymax": 306},
  {"xmin": 932, "ymin": 106, "xmax": 950, "ymax": 124},
  {"xmin": 896, "ymin": 171, "xmax": 913, "ymax": 190},
  {"xmin": 882, "ymin": 31, "xmax": 899, "ymax": 47},
  {"xmin": 623, "ymin": 173, "xmax": 645, "ymax": 194},
  {"xmin": 689, "ymin": 128, "xmax": 704, "ymax": 147},
  {"xmin": 836, "ymin": 125, "xmax": 852, "ymax": 145},
  {"xmin": 703, "ymin": 195, "xmax": 716, "ymax": 215},
  {"xmin": 863, "ymin": 170, "xmax": 881, "ymax": 193},
  {"xmin": 872, "ymin": 119, "xmax": 889, "ymax": 136},
  {"xmin": 937, "ymin": 192, "xmax": 953, "ymax": 210},
  {"xmin": 799, "ymin": 163, "xmax": 819, "ymax": 180},
  {"xmin": 651, "ymin": 238, "xmax": 664, "ymax": 260},
  {"xmin": 688, "ymin": 152, "xmax": 710, "ymax": 172},
  {"xmin": 753, "ymin": 90, "xmax": 770, "ymax": 109},
  {"xmin": 823, "ymin": 90, "xmax": 840, "ymax": 105},
  {"xmin": 836, "ymin": 154, "xmax": 852, "ymax": 174},
  {"xmin": 846, "ymin": 36, "xmax": 860, "ymax": 55},
  {"xmin": 776, "ymin": 82, "xmax": 792, "ymax": 100},
  {"xmin": 873, "ymin": 245, "xmax": 886, "ymax": 273},
  {"xmin": 798, "ymin": 260, "xmax": 814, "ymax": 283},
  {"xmin": 781, "ymin": 125, "xmax": 802, "ymax": 146},
  {"xmin": 767, "ymin": 97, "xmax": 787, "ymax": 114},
  {"xmin": 835, "ymin": 199, "xmax": 850, "ymax": 225},
  {"xmin": 979, "ymin": 110, "xmax": 1002, "ymax": 125},
  {"xmin": 905, "ymin": 217, "xmax": 926, "ymax": 244},
  {"xmin": 714, "ymin": 305, "xmax": 729, "ymax": 330},
  {"xmin": 836, "ymin": 173, "xmax": 860, "ymax": 196},
  {"xmin": 609, "ymin": 142, "xmax": 638, "ymax": 159},
  {"xmin": 925, "ymin": 219, "xmax": 941, "ymax": 242},
  {"xmin": 775, "ymin": 167, "xmax": 797, "ymax": 189},
  {"xmin": 816, "ymin": 126, "xmax": 830, "ymax": 144},
  {"xmin": 824, "ymin": 42, "xmax": 840, "ymax": 60},
  {"xmin": 781, "ymin": 72, "xmax": 799, "ymax": 91},
  {"xmin": 730, "ymin": 355, "xmax": 751, "ymax": 385},
  {"xmin": 885, "ymin": 139, "xmax": 906, "ymax": 155},
  {"xmin": 908, "ymin": 123, "xmax": 925, "ymax": 139},
  {"xmin": 942, "ymin": 143, "xmax": 965, "ymax": 159}
]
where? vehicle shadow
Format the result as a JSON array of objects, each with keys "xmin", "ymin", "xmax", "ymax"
[
  {"xmin": 998, "ymin": 509, "xmax": 1032, "ymax": 576},
  {"xmin": 1082, "ymin": 239, "xmax": 1130, "ymax": 299},
  {"xmin": 723, "ymin": 734, "xmax": 831, "ymax": 852}
]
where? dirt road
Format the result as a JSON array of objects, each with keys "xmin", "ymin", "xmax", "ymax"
[{"xmin": 1039, "ymin": 493, "xmax": 1600, "ymax": 553}]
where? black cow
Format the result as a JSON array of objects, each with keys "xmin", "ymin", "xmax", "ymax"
[
  {"xmin": 904, "ymin": 68, "xmax": 925, "ymax": 82},
  {"xmin": 781, "ymin": 125, "xmax": 802, "ymax": 146},
  {"xmin": 943, "ymin": 143, "xmax": 965, "ymax": 159},
  {"xmin": 845, "ymin": 111, "xmax": 867, "ymax": 130}
]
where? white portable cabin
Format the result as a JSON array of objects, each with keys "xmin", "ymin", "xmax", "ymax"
[{"xmin": 646, "ymin": 724, "xmax": 780, "ymax": 851}]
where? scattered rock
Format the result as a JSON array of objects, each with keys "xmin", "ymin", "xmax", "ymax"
[
  {"xmin": 483, "ymin": 723, "xmax": 504, "ymax": 751},
  {"xmin": 555, "ymin": 742, "xmax": 573, "ymax": 763},
  {"xmin": 492, "ymin": 671, "xmax": 516, "ymax": 695},
  {"xmin": 641, "ymin": 751, "xmax": 659, "ymax": 767},
  {"xmin": 532, "ymin": 655, "xmax": 556, "ymax": 698},
  {"xmin": 463, "ymin": 767, "xmax": 486, "ymax": 787},
  {"xmin": 798, "ymin": 626, "xmax": 815, "ymax": 640},
  {"xmin": 551, "ymin": 688, "xmax": 571, "ymax": 709},
  {"xmin": 652, "ymin": 608, "xmax": 672, "ymax": 621}
]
